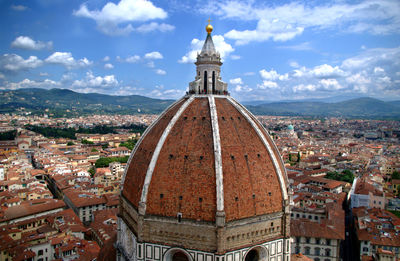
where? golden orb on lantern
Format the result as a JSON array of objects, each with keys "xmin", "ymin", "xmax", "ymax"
[{"xmin": 206, "ymin": 19, "xmax": 213, "ymax": 34}]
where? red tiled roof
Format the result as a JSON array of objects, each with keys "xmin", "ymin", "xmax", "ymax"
[{"xmin": 1, "ymin": 199, "xmax": 65, "ymax": 222}]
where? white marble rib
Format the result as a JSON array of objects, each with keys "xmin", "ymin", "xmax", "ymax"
[{"xmin": 208, "ymin": 96, "xmax": 224, "ymax": 212}]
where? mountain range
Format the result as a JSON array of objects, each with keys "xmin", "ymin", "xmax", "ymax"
[
  {"xmin": 0, "ymin": 88, "xmax": 173, "ymax": 117},
  {"xmin": 1, "ymin": 88, "xmax": 399, "ymax": 119}
]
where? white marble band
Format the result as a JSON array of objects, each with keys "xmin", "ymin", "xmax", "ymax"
[{"xmin": 208, "ymin": 96, "xmax": 224, "ymax": 212}]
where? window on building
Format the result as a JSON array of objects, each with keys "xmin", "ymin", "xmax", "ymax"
[
  {"xmin": 295, "ymin": 247, "xmax": 300, "ymax": 254},
  {"xmin": 306, "ymin": 237, "xmax": 310, "ymax": 244},
  {"xmin": 38, "ymin": 250, "xmax": 43, "ymax": 256},
  {"xmin": 172, "ymin": 251, "xmax": 189, "ymax": 261},
  {"xmin": 305, "ymin": 247, "xmax": 310, "ymax": 255},
  {"xmin": 315, "ymin": 247, "xmax": 320, "ymax": 256},
  {"xmin": 316, "ymin": 238, "xmax": 320, "ymax": 244},
  {"xmin": 296, "ymin": 237, "xmax": 300, "ymax": 243},
  {"xmin": 325, "ymin": 249, "xmax": 331, "ymax": 256},
  {"xmin": 326, "ymin": 239, "xmax": 331, "ymax": 245},
  {"xmin": 244, "ymin": 249, "xmax": 259, "ymax": 261},
  {"xmin": 363, "ymin": 247, "xmax": 369, "ymax": 252}
]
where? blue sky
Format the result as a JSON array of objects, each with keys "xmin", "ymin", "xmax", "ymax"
[{"xmin": 0, "ymin": 0, "xmax": 399, "ymax": 101}]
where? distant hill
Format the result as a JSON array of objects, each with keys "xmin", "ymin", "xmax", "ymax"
[
  {"xmin": 0, "ymin": 88, "xmax": 174, "ymax": 116},
  {"xmin": 246, "ymin": 97, "xmax": 400, "ymax": 119},
  {"xmin": 0, "ymin": 88, "xmax": 399, "ymax": 119}
]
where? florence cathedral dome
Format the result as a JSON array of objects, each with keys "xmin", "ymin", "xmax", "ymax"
[{"xmin": 117, "ymin": 22, "xmax": 291, "ymax": 261}]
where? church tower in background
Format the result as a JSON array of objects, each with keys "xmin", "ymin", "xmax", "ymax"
[{"xmin": 116, "ymin": 22, "xmax": 291, "ymax": 261}]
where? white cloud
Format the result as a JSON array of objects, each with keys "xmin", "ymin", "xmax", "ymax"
[
  {"xmin": 234, "ymin": 85, "xmax": 252, "ymax": 92},
  {"xmin": 61, "ymin": 72, "xmax": 77, "ymax": 82},
  {"xmin": 39, "ymin": 72, "xmax": 49, "ymax": 76},
  {"xmin": 230, "ymin": 55, "xmax": 241, "ymax": 60},
  {"xmin": 260, "ymin": 69, "xmax": 289, "ymax": 81},
  {"xmin": 144, "ymin": 51, "xmax": 163, "ymax": 59},
  {"xmin": 155, "ymin": 69, "xmax": 166, "ymax": 75},
  {"xmin": 11, "ymin": 36, "xmax": 52, "ymax": 50},
  {"xmin": 136, "ymin": 22, "xmax": 174, "ymax": 33},
  {"xmin": 0, "ymin": 54, "xmax": 43, "ymax": 71},
  {"xmin": 293, "ymin": 84, "xmax": 317, "ymax": 92},
  {"xmin": 114, "ymin": 86, "xmax": 144, "ymax": 95},
  {"xmin": 225, "ymin": 19, "xmax": 304, "ymax": 45},
  {"xmin": 346, "ymin": 73, "xmax": 371, "ymax": 85},
  {"xmin": 0, "ymin": 73, "xmax": 5, "ymax": 79},
  {"xmin": 291, "ymin": 64, "xmax": 345, "ymax": 79},
  {"xmin": 244, "ymin": 72, "xmax": 255, "ymax": 76},
  {"xmin": 278, "ymin": 42, "xmax": 312, "ymax": 51},
  {"xmin": 104, "ymin": 63, "xmax": 114, "ymax": 69},
  {"xmin": 73, "ymin": 0, "xmax": 168, "ymax": 36},
  {"xmin": 2, "ymin": 78, "xmax": 60, "ymax": 90},
  {"xmin": 149, "ymin": 88, "xmax": 185, "ymax": 99},
  {"xmin": 258, "ymin": 80, "xmax": 278, "ymax": 89},
  {"xmin": 378, "ymin": 76, "xmax": 391, "ymax": 84},
  {"xmin": 11, "ymin": 5, "xmax": 27, "ymax": 11},
  {"xmin": 45, "ymin": 52, "xmax": 92, "ymax": 69},
  {"xmin": 125, "ymin": 55, "xmax": 141, "ymax": 63},
  {"xmin": 342, "ymin": 47, "xmax": 400, "ymax": 70},
  {"xmin": 309, "ymin": 64, "xmax": 345, "ymax": 78},
  {"xmin": 72, "ymin": 71, "xmax": 118, "ymax": 89},
  {"xmin": 146, "ymin": 61, "xmax": 155, "ymax": 68},
  {"xmin": 319, "ymin": 79, "xmax": 343, "ymax": 90},
  {"xmin": 179, "ymin": 35, "xmax": 234, "ymax": 63},
  {"xmin": 207, "ymin": 0, "xmax": 400, "ymax": 45},
  {"xmin": 289, "ymin": 61, "xmax": 300, "ymax": 68},
  {"xmin": 230, "ymin": 78, "xmax": 243, "ymax": 85},
  {"xmin": 103, "ymin": 56, "xmax": 110, "ymax": 62},
  {"xmin": 248, "ymin": 46, "xmax": 400, "ymax": 98}
]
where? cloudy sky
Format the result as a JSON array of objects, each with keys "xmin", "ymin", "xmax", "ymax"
[{"xmin": 1, "ymin": 0, "xmax": 399, "ymax": 101}]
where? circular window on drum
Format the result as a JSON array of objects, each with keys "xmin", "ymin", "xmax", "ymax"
[
  {"xmin": 164, "ymin": 248, "xmax": 192, "ymax": 261},
  {"xmin": 244, "ymin": 246, "xmax": 268, "ymax": 261}
]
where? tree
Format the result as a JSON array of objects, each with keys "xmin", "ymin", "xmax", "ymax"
[
  {"xmin": 289, "ymin": 154, "xmax": 292, "ymax": 162},
  {"xmin": 325, "ymin": 170, "xmax": 354, "ymax": 183},
  {"xmin": 91, "ymin": 148, "xmax": 98, "ymax": 152},
  {"xmin": 119, "ymin": 139, "xmax": 138, "ymax": 150},
  {"xmin": 88, "ymin": 166, "xmax": 96, "ymax": 177},
  {"xmin": 81, "ymin": 139, "xmax": 94, "ymax": 145},
  {"xmin": 67, "ymin": 141, "xmax": 74, "ymax": 146},
  {"xmin": 0, "ymin": 130, "xmax": 17, "ymax": 141},
  {"xmin": 95, "ymin": 156, "xmax": 129, "ymax": 168},
  {"xmin": 392, "ymin": 171, "xmax": 400, "ymax": 180},
  {"xmin": 297, "ymin": 152, "xmax": 301, "ymax": 162}
]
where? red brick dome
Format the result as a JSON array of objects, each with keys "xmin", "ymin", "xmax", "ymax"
[{"xmin": 121, "ymin": 95, "xmax": 289, "ymax": 223}]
